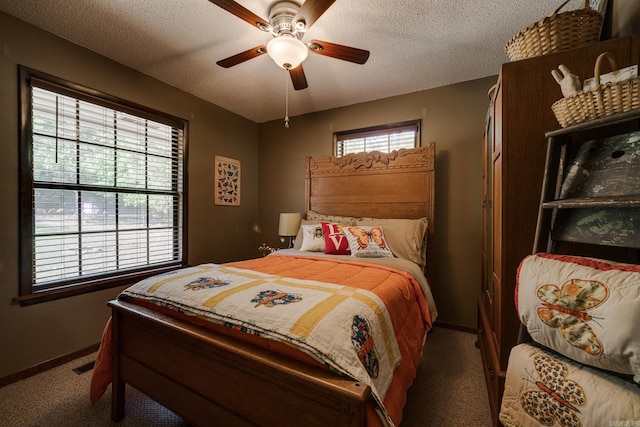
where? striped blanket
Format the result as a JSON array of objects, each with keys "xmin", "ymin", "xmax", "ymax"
[{"xmin": 119, "ymin": 262, "xmax": 402, "ymax": 425}]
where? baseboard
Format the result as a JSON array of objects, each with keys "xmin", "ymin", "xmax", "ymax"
[
  {"xmin": 0, "ymin": 343, "xmax": 99, "ymax": 388},
  {"xmin": 433, "ymin": 320, "xmax": 478, "ymax": 335}
]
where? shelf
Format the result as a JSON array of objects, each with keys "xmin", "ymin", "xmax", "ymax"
[
  {"xmin": 545, "ymin": 109, "xmax": 640, "ymax": 138},
  {"xmin": 542, "ymin": 195, "xmax": 640, "ymax": 209},
  {"xmin": 535, "ymin": 98, "xmax": 640, "ymax": 258}
]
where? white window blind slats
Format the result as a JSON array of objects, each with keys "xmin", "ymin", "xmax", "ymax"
[
  {"xmin": 30, "ymin": 86, "xmax": 184, "ymax": 288},
  {"xmin": 78, "ymin": 102, "xmax": 116, "ymax": 147},
  {"xmin": 79, "ymin": 144, "xmax": 115, "ymax": 186},
  {"xmin": 32, "ymin": 90, "xmax": 78, "ymax": 142},
  {"xmin": 335, "ymin": 121, "xmax": 419, "ymax": 157},
  {"xmin": 147, "ymin": 126, "xmax": 174, "ymax": 157},
  {"xmin": 32, "ymin": 138, "xmax": 76, "ymax": 184},
  {"xmin": 33, "ymin": 228, "xmax": 179, "ymax": 285}
]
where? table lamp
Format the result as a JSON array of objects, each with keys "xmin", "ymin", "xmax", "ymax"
[{"xmin": 278, "ymin": 212, "xmax": 302, "ymax": 248}]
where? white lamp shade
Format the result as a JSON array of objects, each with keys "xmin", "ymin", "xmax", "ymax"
[
  {"xmin": 267, "ymin": 35, "xmax": 308, "ymax": 70},
  {"xmin": 279, "ymin": 212, "xmax": 302, "ymax": 236}
]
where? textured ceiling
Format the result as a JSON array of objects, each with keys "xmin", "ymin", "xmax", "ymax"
[{"xmin": 0, "ymin": 0, "xmax": 589, "ymax": 123}]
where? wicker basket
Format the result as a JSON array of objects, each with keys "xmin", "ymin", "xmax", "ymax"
[
  {"xmin": 551, "ymin": 52, "xmax": 640, "ymax": 127},
  {"xmin": 505, "ymin": 0, "xmax": 603, "ymax": 62}
]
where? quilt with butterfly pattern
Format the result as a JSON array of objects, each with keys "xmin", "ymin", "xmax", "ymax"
[
  {"xmin": 516, "ymin": 253, "xmax": 640, "ymax": 383},
  {"xmin": 116, "ymin": 261, "xmax": 407, "ymax": 426},
  {"xmin": 500, "ymin": 343, "xmax": 640, "ymax": 427}
]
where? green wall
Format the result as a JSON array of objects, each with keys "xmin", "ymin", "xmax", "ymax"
[{"xmin": 0, "ymin": 12, "xmax": 259, "ymax": 378}]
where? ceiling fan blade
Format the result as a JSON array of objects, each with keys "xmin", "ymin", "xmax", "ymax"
[
  {"xmin": 289, "ymin": 65, "xmax": 308, "ymax": 90},
  {"xmin": 293, "ymin": 0, "xmax": 336, "ymax": 31},
  {"xmin": 308, "ymin": 40, "xmax": 370, "ymax": 64},
  {"xmin": 216, "ymin": 45, "xmax": 267, "ymax": 68},
  {"xmin": 208, "ymin": 0, "xmax": 271, "ymax": 31}
]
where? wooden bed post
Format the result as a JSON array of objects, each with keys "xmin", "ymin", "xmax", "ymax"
[{"xmin": 111, "ymin": 310, "xmax": 125, "ymax": 421}]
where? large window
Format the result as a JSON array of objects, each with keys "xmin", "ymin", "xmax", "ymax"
[
  {"xmin": 18, "ymin": 66, "xmax": 187, "ymax": 305},
  {"xmin": 334, "ymin": 120, "xmax": 420, "ymax": 157}
]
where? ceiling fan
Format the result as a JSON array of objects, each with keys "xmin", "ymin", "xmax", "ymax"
[{"xmin": 210, "ymin": 0, "xmax": 370, "ymax": 90}]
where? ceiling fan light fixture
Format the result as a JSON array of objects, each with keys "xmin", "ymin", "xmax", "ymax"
[
  {"xmin": 294, "ymin": 20, "xmax": 306, "ymax": 32},
  {"xmin": 267, "ymin": 35, "xmax": 308, "ymax": 70}
]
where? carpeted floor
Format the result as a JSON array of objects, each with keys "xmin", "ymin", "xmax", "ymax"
[
  {"xmin": 0, "ymin": 326, "xmax": 492, "ymax": 426},
  {"xmin": 402, "ymin": 327, "xmax": 493, "ymax": 426}
]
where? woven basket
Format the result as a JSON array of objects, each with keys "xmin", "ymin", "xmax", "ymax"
[
  {"xmin": 551, "ymin": 52, "xmax": 640, "ymax": 127},
  {"xmin": 505, "ymin": 0, "xmax": 603, "ymax": 62}
]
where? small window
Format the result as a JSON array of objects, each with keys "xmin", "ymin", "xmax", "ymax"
[
  {"xmin": 334, "ymin": 120, "xmax": 420, "ymax": 157},
  {"xmin": 18, "ymin": 66, "xmax": 187, "ymax": 305}
]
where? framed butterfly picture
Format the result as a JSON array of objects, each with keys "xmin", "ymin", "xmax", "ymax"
[{"xmin": 214, "ymin": 155, "xmax": 241, "ymax": 206}]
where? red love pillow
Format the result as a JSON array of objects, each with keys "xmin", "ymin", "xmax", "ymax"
[{"xmin": 321, "ymin": 222, "xmax": 350, "ymax": 255}]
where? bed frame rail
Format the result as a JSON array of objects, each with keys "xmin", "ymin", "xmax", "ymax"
[{"xmin": 110, "ymin": 299, "xmax": 370, "ymax": 427}]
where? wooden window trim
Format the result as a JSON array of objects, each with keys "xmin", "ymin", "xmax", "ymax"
[
  {"xmin": 17, "ymin": 66, "xmax": 189, "ymax": 306},
  {"xmin": 333, "ymin": 119, "xmax": 421, "ymax": 157}
]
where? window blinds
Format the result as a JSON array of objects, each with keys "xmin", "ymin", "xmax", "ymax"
[
  {"xmin": 30, "ymin": 86, "xmax": 184, "ymax": 288},
  {"xmin": 335, "ymin": 121, "xmax": 419, "ymax": 157}
]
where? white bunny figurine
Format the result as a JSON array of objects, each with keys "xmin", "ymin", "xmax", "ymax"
[{"xmin": 551, "ymin": 65, "xmax": 582, "ymax": 97}]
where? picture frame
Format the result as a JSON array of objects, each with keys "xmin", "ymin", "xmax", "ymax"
[{"xmin": 214, "ymin": 155, "xmax": 241, "ymax": 206}]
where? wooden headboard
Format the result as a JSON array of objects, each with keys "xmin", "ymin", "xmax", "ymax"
[{"xmin": 305, "ymin": 144, "xmax": 435, "ymax": 278}]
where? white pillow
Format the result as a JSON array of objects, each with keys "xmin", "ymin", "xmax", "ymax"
[
  {"xmin": 299, "ymin": 224, "xmax": 326, "ymax": 252},
  {"xmin": 343, "ymin": 226, "xmax": 394, "ymax": 258},
  {"xmin": 293, "ymin": 219, "xmax": 316, "ymax": 250}
]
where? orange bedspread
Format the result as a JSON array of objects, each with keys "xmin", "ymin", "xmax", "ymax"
[{"xmin": 91, "ymin": 254, "xmax": 432, "ymax": 426}]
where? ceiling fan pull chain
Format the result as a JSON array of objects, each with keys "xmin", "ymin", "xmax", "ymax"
[{"xmin": 284, "ymin": 72, "xmax": 290, "ymax": 128}]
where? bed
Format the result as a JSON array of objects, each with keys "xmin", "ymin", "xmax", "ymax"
[{"xmin": 90, "ymin": 144, "xmax": 437, "ymax": 427}]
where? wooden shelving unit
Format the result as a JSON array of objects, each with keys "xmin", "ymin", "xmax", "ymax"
[{"xmin": 534, "ymin": 109, "xmax": 640, "ymax": 258}]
